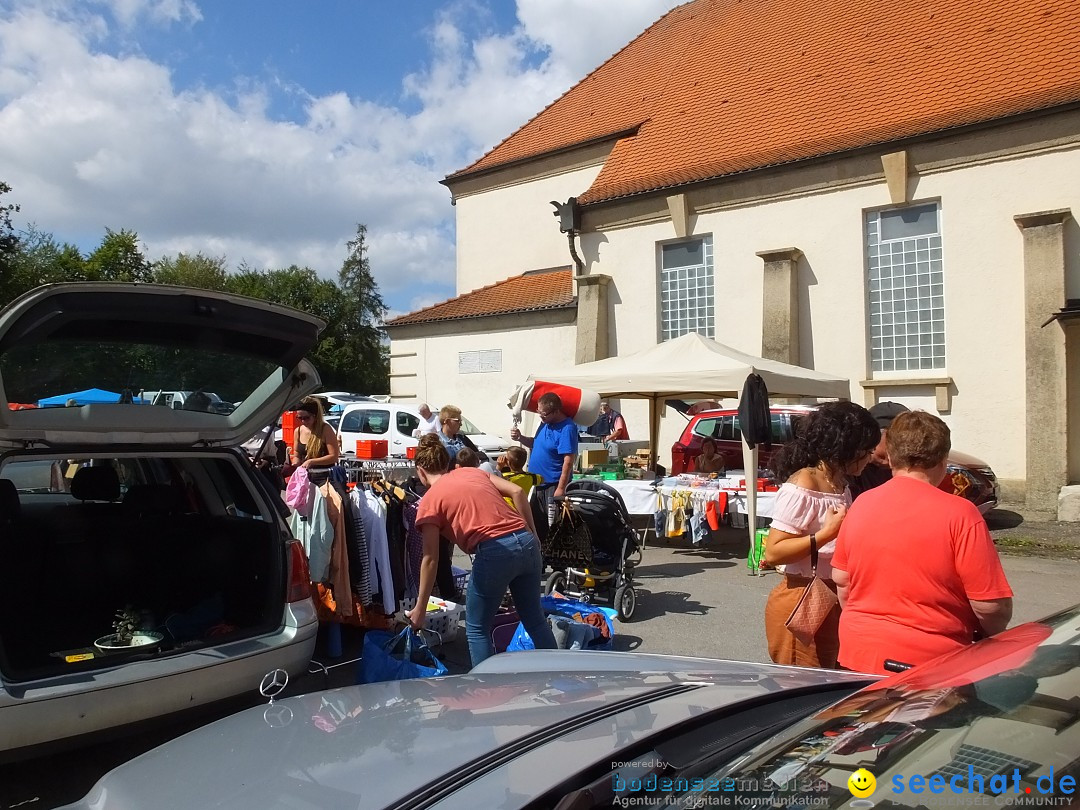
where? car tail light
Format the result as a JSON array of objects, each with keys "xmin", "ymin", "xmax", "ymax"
[{"xmin": 287, "ymin": 539, "xmax": 312, "ymax": 603}]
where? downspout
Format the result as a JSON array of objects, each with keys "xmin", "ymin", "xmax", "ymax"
[{"xmin": 551, "ymin": 197, "xmax": 584, "ymax": 274}]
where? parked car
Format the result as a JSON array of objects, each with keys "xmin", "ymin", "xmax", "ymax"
[
  {"xmin": 141, "ymin": 389, "xmax": 237, "ymax": 415},
  {"xmin": 0, "ymin": 282, "xmax": 323, "ymax": 759},
  {"xmin": 60, "ymin": 605, "xmax": 1079, "ymax": 809},
  {"xmin": 337, "ymin": 402, "xmax": 513, "ymax": 458},
  {"xmin": 314, "ymin": 391, "xmax": 375, "ymax": 413},
  {"xmin": 671, "ymin": 406, "xmax": 1000, "ymax": 513}
]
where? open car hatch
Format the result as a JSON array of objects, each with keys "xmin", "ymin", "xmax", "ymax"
[{"xmin": 0, "ymin": 283, "xmax": 325, "ymax": 448}]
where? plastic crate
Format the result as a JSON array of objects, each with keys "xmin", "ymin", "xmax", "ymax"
[
  {"xmin": 400, "ymin": 597, "xmax": 465, "ymax": 645},
  {"xmin": 451, "ymin": 565, "xmax": 470, "ymax": 595},
  {"xmin": 355, "ymin": 439, "xmax": 389, "ymax": 459}
]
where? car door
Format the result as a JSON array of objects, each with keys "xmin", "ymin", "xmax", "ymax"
[
  {"xmin": 338, "ymin": 406, "xmax": 390, "ymax": 456},
  {"xmin": 394, "ymin": 409, "xmax": 421, "ymax": 452}
]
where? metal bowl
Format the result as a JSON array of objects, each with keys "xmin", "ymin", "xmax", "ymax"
[{"xmin": 93, "ymin": 631, "xmax": 164, "ymax": 655}]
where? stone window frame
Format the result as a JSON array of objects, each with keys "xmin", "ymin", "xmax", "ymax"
[
  {"xmin": 865, "ymin": 202, "xmax": 946, "ymax": 373},
  {"xmin": 659, "ymin": 234, "xmax": 715, "ymax": 342}
]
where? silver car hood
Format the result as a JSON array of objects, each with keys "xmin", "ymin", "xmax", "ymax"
[{"xmin": 63, "ymin": 658, "xmax": 870, "ymax": 810}]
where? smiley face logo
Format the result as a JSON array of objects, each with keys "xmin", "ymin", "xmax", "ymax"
[{"xmin": 848, "ymin": 768, "xmax": 876, "ymax": 798}]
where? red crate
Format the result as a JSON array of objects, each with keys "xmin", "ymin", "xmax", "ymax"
[
  {"xmin": 406, "ymin": 445, "xmax": 417, "ymax": 460},
  {"xmin": 281, "ymin": 410, "xmax": 299, "ymax": 438},
  {"xmin": 355, "ymin": 439, "xmax": 388, "ymax": 459}
]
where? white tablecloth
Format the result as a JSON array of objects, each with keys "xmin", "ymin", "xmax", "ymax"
[{"xmin": 599, "ymin": 477, "xmax": 778, "ymax": 519}]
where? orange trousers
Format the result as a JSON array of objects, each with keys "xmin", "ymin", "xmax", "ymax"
[{"xmin": 764, "ymin": 574, "xmax": 841, "ymax": 669}]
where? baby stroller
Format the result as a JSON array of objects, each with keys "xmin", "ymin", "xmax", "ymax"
[{"xmin": 541, "ymin": 480, "xmax": 642, "ymax": 621}]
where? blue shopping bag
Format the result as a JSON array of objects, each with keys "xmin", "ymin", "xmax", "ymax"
[
  {"xmin": 507, "ymin": 595, "xmax": 617, "ymax": 652},
  {"xmin": 357, "ymin": 627, "xmax": 449, "ymax": 685}
]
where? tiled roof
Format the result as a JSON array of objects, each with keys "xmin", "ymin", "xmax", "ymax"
[
  {"xmin": 384, "ymin": 268, "xmax": 574, "ymax": 327},
  {"xmin": 447, "ymin": 0, "xmax": 1080, "ymax": 205}
]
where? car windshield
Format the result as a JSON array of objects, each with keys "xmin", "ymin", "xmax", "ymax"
[
  {"xmin": 460, "ymin": 415, "xmax": 484, "ymax": 435},
  {"xmin": 630, "ymin": 612, "xmax": 1079, "ymax": 809}
]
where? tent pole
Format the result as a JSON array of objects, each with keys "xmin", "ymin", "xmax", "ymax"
[{"xmin": 742, "ymin": 438, "xmax": 758, "ymax": 554}]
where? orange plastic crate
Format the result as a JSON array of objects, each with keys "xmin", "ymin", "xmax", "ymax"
[
  {"xmin": 355, "ymin": 439, "xmax": 388, "ymax": 459},
  {"xmin": 281, "ymin": 410, "xmax": 299, "ymax": 437}
]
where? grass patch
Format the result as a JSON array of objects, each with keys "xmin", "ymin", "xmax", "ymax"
[{"xmin": 995, "ymin": 536, "xmax": 1040, "ymax": 548}]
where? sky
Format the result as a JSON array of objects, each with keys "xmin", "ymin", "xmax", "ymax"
[{"xmin": 0, "ymin": 0, "xmax": 679, "ymax": 318}]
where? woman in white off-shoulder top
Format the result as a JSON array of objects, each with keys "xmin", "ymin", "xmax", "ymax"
[{"xmin": 762, "ymin": 401, "xmax": 881, "ymax": 669}]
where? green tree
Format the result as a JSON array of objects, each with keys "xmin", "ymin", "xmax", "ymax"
[
  {"xmin": 0, "ymin": 182, "xmax": 22, "ymax": 302},
  {"xmin": 152, "ymin": 252, "xmax": 229, "ymax": 290},
  {"xmin": 331, "ymin": 224, "xmax": 388, "ymax": 393},
  {"xmin": 84, "ymin": 228, "xmax": 151, "ymax": 282},
  {"xmin": 1, "ymin": 225, "xmax": 87, "ymax": 306}
]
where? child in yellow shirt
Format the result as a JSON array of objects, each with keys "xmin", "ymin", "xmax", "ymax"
[{"xmin": 499, "ymin": 446, "xmax": 542, "ymax": 508}]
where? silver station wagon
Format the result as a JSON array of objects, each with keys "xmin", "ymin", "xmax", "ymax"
[{"xmin": 0, "ymin": 282, "xmax": 324, "ymax": 758}]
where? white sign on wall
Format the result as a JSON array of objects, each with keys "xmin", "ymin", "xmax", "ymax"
[{"xmin": 458, "ymin": 349, "xmax": 503, "ymax": 374}]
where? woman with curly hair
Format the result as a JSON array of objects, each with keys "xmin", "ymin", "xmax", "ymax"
[
  {"xmin": 290, "ymin": 395, "xmax": 340, "ymax": 485},
  {"xmin": 762, "ymin": 401, "xmax": 880, "ymax": 668},
  {"xmin": 407, "ymin": 434, "xmax": 557, "ymax": 665}
]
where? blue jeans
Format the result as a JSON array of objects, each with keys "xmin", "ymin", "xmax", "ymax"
[{"xmin": 466, "ymin": 529, "xmax": 557, "ymax": 666}]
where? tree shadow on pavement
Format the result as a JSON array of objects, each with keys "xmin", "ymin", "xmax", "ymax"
[
  {"xmin": 635, "ymin": 560, "xmax": 736, "ymax": 578},
  {"xmin": 628, "ymin": 589, "xmax": 710, "ymax": 622}
]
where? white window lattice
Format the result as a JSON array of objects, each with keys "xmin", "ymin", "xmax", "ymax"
[
  {"xmin": 660, "ymin": 236, "xmax": 714, "ymax": 341},
  {"xmin": 866, "ymin": 203, "xmax": 945, "ymax": 372}
]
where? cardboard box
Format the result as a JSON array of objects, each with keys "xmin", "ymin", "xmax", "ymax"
[
  {"xmin": 355, "ymin": 439, "xmax": 389, "ymax": 458},
  {"xmin": 580, "ymin": 448, "xmax": 610, "ymax": 468}
]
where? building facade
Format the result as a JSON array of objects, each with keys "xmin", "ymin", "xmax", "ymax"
[{"xmin": 386, "ymin": 0, "xmax": 1080, "ymax": 517}]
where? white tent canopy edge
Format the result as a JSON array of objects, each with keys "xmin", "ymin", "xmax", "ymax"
[{"xmin": 528, "ymin": 332, "xmax": 851, "ymax": 549}]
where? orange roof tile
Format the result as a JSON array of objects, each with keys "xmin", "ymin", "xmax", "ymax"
[
  {"xmin": 385, "ymin": 268, "xmax": 574, "ymax": 326},
  {"xmin": 447, "ymin": 0, "xmax": 1080, "ymax": 205}
]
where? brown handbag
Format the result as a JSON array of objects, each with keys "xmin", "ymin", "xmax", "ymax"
[{"xmin": 784, "ymin": 534, "xmax": 839, "ymax": 645}]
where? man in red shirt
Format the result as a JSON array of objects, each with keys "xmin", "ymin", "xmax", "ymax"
[{"xmin": 832, "ymin": 410, "xmax": 1012, "ymax": 674}]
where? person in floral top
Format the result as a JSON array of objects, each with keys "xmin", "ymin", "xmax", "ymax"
[{"xmin": 762, "ymin": 401, "xmax": 880, "ymax": 668}]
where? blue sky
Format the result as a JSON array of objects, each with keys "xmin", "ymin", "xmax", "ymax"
[{"xmin": 0, "ymin": 0, "xmax": 676, "ymax": 316}]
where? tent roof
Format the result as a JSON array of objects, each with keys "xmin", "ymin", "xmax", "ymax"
[
  {"xmin": 530, "ymin": 333, "xmax": 850, "ymax": 400},
  {"xmin": 37, "ymin": 388, "xmax": 123, "ymax": 406}
]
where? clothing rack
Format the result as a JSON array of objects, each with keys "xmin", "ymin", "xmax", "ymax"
[{"xmin": 340, "ymin": 456, "xmax": 415, "ymax": 485}]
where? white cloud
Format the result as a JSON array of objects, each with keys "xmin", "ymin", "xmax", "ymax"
[{"xmin": 0, "ymin": 1, "xmax": 674, "ymax": 310}]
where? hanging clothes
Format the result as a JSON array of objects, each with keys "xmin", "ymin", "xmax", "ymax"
[
  {"xmin": 383, "ymin": 496, "xmax": 409, "ymax": 605},
  {"xmin": 403, "ymin": 500, "xmax": 424, "ymax": 599},
  {"xmin": 321, "ymin": 482, "xmax": 353, "ymax": 618},
  {"xmin": 288, "ymin": 486, "xmax": 333, "ymax": 583},
  {"xmin": 355, "ymin": 488, "xmax": 397, "ymax": 616},
  {"xmin": 738, "ymin": 374, "xmax": 772, "ymax": 449},
  {"xmin": 339, "ymin": 486, "xmax": 373, "ymax": 606}
]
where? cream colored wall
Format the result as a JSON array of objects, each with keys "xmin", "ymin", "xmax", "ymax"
[
  {"xmin": 453, "ymin": 164, "xmax": 603, "ymax": 292},
  {"xmin": 389, "ymin": 321, "xmax": 579, "ymax": 442},
  {"xmin": 581, "ymin": 147, "xmax": 1080, "ymax": 479}
]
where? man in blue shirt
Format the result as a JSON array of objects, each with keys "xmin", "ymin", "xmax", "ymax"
[{"xmin": 510, "ymin": 393, "xmax": 578, "ymax": 540}]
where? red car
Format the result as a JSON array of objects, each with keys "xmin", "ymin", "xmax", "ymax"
[{"xmin": 670, "ymin": 406, "xmax": 1000, "ymax": 513}]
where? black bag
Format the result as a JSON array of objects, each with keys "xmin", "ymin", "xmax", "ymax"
[{"xmin": 544, "ymin": 500, "xmax": 593, "ymax": 567}]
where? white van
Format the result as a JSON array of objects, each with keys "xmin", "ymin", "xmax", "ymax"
[{"xmin": 337, "ymin": 403, "xmax": 512, "ymax": 458}]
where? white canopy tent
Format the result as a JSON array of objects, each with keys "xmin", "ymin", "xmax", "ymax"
[{"xmin": 529, "ymin": 332, "xmax": 851, "ymax": 547}]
